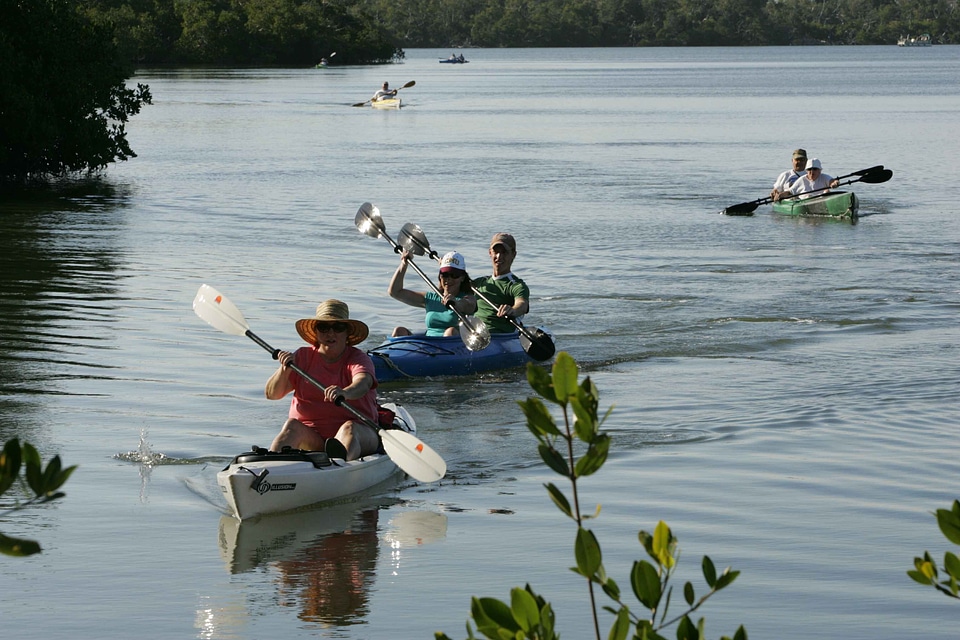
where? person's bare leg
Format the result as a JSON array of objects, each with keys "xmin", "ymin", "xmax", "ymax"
[{"xmin": 270, "ymin": 418, "xmax": 325, "ymax": 451}]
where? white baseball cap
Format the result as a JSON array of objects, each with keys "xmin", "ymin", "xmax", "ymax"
[
  {"xmin": 439, "ymin": 251, "xmax": 466, "ymax": 273},
  {"xmin": 805, "ymin": 158, "xmax": 822, "ymax": 170}
]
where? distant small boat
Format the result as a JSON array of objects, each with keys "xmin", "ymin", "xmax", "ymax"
[
  {"xmin": 440, "ymin": 56, "xmax": 468, "ymax": 64},
  {"xmin": 898, "ymin": 33, "xmax": 932, "ymax": 47},
  {"xmin": 772, "ymin": 191, "xmax": 859, "ymax": 220}
]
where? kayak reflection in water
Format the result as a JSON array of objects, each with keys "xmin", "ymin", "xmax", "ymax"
[{"xmin": 276, "ymin": 508, "xmax": 380, "ymax": 625}]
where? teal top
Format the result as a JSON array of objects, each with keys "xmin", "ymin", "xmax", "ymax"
[
  {"xmin": 471, "ymin": 274, "xmax": 529, "ymax": 333},
  {"xmin": 424, "ymin": 291, "xmax": 465, "ymax": 337}
]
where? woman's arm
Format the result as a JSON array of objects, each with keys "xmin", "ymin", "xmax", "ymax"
[{"xmin": 388, "ymin": 254, "xmax": 426, "ymax": 308}]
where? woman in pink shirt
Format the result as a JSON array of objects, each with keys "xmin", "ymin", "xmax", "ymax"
[{"xmin": 265, "ymin": 299, "xmax": 380, "ymax": 460}]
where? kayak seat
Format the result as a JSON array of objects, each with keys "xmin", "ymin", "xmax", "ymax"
[{"xmin": 227, "ymin": 446, "xmax": 332, "ymax": 470}]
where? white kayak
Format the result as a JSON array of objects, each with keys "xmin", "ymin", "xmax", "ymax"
[
  {"xmin": 371, "ymin": 97, "xmax": 401, "ymax": 109},
  {"xmin": 218, "ymin": 403, "xmax": 415, "ymax": 520}
]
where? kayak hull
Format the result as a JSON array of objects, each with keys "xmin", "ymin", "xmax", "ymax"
[
  {"xmin": 371, "ymin": 98, "xmax": 401, "ymax": 109},
  {"xmin": 369, "ymin": 332, "xmax": 532, "ymax": 382},
  {"xmin": 217, "ymin": 403, "xmax": 414, "ymax": 520},
  {"xmin": 772, "ymin": 191, "xmax": 859, "ymax": 219}
]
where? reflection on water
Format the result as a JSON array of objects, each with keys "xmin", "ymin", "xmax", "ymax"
[
  {"xmin": 0, "ymin": 178, "xmax": 130, "ymax": 445},
  {"xmin": 217, "ymin": 503, "xmax": 447, "ymax": 629}
]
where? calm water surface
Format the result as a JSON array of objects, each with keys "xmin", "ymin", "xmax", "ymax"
[{"xmin": 2, "ymin": 46, "xmax": 959, "ymax": 639}]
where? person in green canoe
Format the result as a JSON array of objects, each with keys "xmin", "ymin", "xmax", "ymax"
[
  {"xmin": 472, "ymin": 233, "xmax": 530, "ymax": 334},
  {"xmin": 771, "ymin": 148, "xmax": 808, "ymax": 200},
  {"xmin": 777, "ymin": 158, "xmax": 840, "ymax": 201}
]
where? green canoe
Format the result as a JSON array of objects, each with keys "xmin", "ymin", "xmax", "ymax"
[{"xmin": 772, "ymin": 191, "xmax": 859, "ymax": 219}]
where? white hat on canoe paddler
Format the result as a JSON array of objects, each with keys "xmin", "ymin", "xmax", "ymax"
[
  {"xmin": 804, "ymin": 158, "xmax": 822, "ymax": 170},
  {"xmin": 439, "ymin": 251, "xmax": 467, "ymax": 274},
  {"xmin": 296, "ymin": 299, "xmax": 369, "ymax": 346}
]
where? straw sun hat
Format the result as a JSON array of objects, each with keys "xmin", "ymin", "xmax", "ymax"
[{"xmin": 295, "ymin": 299, "xmax": 369, "ymax": 346}]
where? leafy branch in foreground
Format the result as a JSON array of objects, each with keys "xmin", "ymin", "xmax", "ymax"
[
  {"xmin": 0, "ymin": 438, "xmax": 77, "ymax": 557},
  {"xmin": 908, "ymin": 499, "xmax": 960, "ymax": 600},
  {"xmin": 436, "ymin": 352, "xmax": 746, "ymax": 640}
]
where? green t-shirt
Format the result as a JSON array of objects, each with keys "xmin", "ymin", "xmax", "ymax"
[{"xmin": 471, "ymin": 273, "xmax": 530, "ymax": 333}]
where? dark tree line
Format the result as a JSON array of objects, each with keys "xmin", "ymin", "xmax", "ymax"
[
  {"xmin": 356, "ymin": 0, "xmax": 959, "ymax": 47},
  {"xmin": 76, "ymin": 0, "xmax": 403, "ymax": 65}
]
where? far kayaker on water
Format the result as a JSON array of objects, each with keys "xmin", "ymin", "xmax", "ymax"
[
  {"xmin": 777, "ymin": 158, "xmax": 840, "ymax": 201},
  {"xmin": 472, "ymin": 233, "xmax": 530, "ymax": 334},
  {"xmin": 771, "ymin": 148, "xmax": 808, "ymax": 200},
  {"xmin": 372, "ymin": 81, "xmax": 397, "ymax": 102},
  {"xmin": 388, "ymin": 250, "xmax": 477, "ymax": 337},
  {"xmin": 265, "ymin": 299, "xmax": 380, "ymax": 461}
]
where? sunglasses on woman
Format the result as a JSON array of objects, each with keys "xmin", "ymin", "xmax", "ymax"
[{"xmin": 315, "ymin": 322, "xmax": 349, "ymax": 333}]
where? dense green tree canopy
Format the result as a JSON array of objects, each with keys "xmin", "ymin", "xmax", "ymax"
[
  {"xmin": 355, "ymin": 0, "xmax": 958, "ymax": 47},
  {"xmin": 0, "ymin": 0, "xmax": 152, "ymax": 183},
  {"xmin": 76, "ymin": 0, "xmax": 404, "ymax": 64}
]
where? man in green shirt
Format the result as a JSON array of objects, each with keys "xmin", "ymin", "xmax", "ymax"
[{"xmin": 471, "ymin": 233, "xmax": 530, "ymax": 333}]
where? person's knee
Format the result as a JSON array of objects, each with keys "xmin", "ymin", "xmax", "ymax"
[{"xmin": 392, "ymin": 326, "xmax": 412, "ymax": 337}]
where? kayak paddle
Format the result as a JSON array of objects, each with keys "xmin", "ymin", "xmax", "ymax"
[
  {"xmin": 352, "ymin": 80, "xmax": 416, "ymax": 107},
  {"xmin": 396, "ymin": 222, "xmax": 557, "ymax": 362},
  {"xmin": 723, "ymin": 165, "xmax": 889, "ymax": 216},
  {"xmin": 192, "ymin": 284, "xmax": 447, "ymax": 483},
  {"xmin": 354, "ymin": 203, "xmax": 492, "ymax": 352}
]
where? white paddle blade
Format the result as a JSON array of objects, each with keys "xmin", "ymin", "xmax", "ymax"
[
  {"xmin": 192, "ymin": 284, "xmax": 250, "ymax": 336},
  {"xmin": 381, "ymin": 429, "xmax": 446, "ymax": 482},
  {"xmin": 398, "ymin": 223, "xmax": 428, "ymax": 256},
  {"xmin": 460, "ymin": 316, "xmax": 491, "ymax": 351},
  {"xmin": 355, "ymin": 202, "xmax": 385, "ymax": 239}
]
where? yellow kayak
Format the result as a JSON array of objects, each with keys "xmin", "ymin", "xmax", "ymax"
[{"xmin": 372, "ymin": 97, "xmax": 402, "ymax": 109}]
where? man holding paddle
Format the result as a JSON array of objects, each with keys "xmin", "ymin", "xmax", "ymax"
[
  {"xmin": 771, "ymin": 149, "xmax": 808, "ymax": 200},
  {"xmin": 372, "ymin": 81, "xmax": 398, "ymax": 102},
  {"xmin": 777, "ymin": 158, "xmax": 840, "ymax": 201},
  {"xmin": 472, "ymin": 233, "xmax": 530, "ymax": 334}
]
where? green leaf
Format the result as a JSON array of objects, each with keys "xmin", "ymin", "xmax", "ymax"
[
  {"xmin": 538, "ymin": 443, "xmax": 571, "ymax": 478},
  {"xmin": 601, "ymin": 576, "xmax": 621, "ymax": 600},
  {"xmin": 575, "ymin": 527, "xmax": 603, "ymax": 577},
  {"xmin": 630, "ymin": 559, "xmax": 662, "ymax": 609},
  {"xmin": 0, "ymin": 439, "xmax": 23, "ymax": 495},
  {"xmin": 936, "ymin": 502, "xmax": 960, "ymax": 545},
  {"xmin": 519, "ymin": 398, "xmax": 562, "ymax": 438},
  {"xmin": 702, "ymin": 556, "xmax": 717, "ymax": 588},
  {"xmin": 571, "ymin": 396, "xmax": 598, "ymax": 443},
  {"xmin": 676, "ymin": 615, "xmax": 699, "ymax": 640},
  {"xmin": 652, "ymin": 521, "xmax": 676, "ymax": 569},
  {"xmin": 684, "ymin": 581, "xmax": 695, "ymax": 606},
  {"xmin": 907, "ymin": 569, "xmax": 934, "ymax": 585},
  {"xmin": 607, "ymin": 607, "xmax": 630, "ymax": 640},
  {"xmin": 526, "ymin": 363, "xmax": 557, "ymax": 403},
  {"xmin": 544, "ymin": 483, "xmax": 573, "ymax": 519},
  {"xmin": 471, "ymin": 597, "xmax": 520, "ymax": 635},
  {"xmin": 714, "ymin": 569, "xmax": 740, "ymax": 590},
  {"xmin": 575, "ymin": 435, "xmax": 610, "ymax": 478},
  {"xmin": 0, "ymin": 532, "xmax": 42, "ymax": 557},
  {"xmin": 944, "ymin": 551, "xmax": 960, "ymax": 580},
  {"xmin": 551, "ymin": 352, "xmax": 579, "ymax": 402},
  {"xmin": 510, "ymin": 587, "xmax": 540, "ymax": 632}
]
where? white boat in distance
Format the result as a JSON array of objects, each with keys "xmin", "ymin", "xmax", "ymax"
[{"xmin": 898, "ymin": 33, "xmax": 932, "ymax": 46}]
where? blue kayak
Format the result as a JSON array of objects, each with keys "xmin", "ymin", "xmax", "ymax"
[{"xmin": 368, "ymin": 332, "xmax": 531, "ymax": 382}]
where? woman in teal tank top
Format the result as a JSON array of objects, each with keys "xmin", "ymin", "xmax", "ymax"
[{"xmin": 388, "ymin": 251, "xmax": 477, "ymax": 337}]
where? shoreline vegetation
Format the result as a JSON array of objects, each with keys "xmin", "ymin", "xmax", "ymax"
[{"xmin": 77, "ymin": 0, "xmax": 955, "ymax": 67}]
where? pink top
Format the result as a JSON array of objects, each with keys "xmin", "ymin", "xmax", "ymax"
[{"xmin": 287, "ymin": 345, "xmax": 378, "ymax": 438}]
